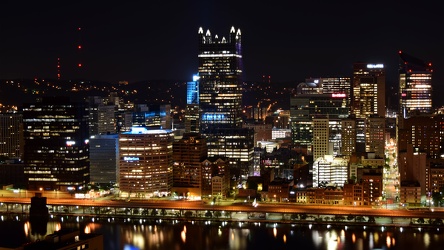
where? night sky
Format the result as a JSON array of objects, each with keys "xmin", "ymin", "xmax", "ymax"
[{"xmin": 1, "ymin": 1, "xmax": 443, "ymax": 105}]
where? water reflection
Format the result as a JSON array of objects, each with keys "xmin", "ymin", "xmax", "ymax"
[{"xmin": 2, "ymin": 217, "xmax": 444, "ymax": 249}]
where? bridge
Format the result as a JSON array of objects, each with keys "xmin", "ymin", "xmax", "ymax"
[{"xmin": 1, "ymin": 196, "xmax": 443, "ymax": 229}]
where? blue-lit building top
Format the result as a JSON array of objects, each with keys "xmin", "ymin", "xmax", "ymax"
[
  {"xmin": 187, "ymin": 75, "xmax": 199, "ymax": 105},
  {"xmin": 122, "ymin": 126, "xmax": 173, "ymax": 135}
]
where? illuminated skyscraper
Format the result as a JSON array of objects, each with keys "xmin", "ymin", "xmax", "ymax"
[
  {"xmin": 198, "ymin": 26, "xmax": 243, "ymax": 132},
  {"xmin": 185, "ymin": 75, "xmax": 200, "ymax": 133},
  {"xmin": 197, "ymin": 26, "xmax": 254, "ymax": 177},
  {"xmin": 22, "ymin": 97, "xmax": 90, "ymax": 191},
  {"xmin": 352, "ymin": 62, "xmax": 386, "ymax": 119},
  {"xmin": 398, "ymin": 51, "xmax": 433, "ymax": 118}
]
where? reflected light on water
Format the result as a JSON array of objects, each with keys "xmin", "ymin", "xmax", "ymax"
[
  {"xmin": 368, "ymin": 232, "xmax": 374, "ymax": 249},
  {"xmin": 386, "ymin": 235, "xmax": 391, "ymax": 247},
  {"xmin": 283, "ymin": 234, "xmax": 286, "ymax": 243},
  {"xmin": 24, "ymin": 221, "xmax": 30, "ymax": 237},
  {"xmin": 180, "ymin": 229, "xmax": 186, "ymax": 243},
  {"xmin": 352, "ymin": 233, "xmax": 356, "ymax": 243},
  {"xmin": 273, "ymin": 227, "xmax": 277, "ymax": 238},
  {"xmin": 24, "ymin": 221, "xmax": 61, "ymax": 242},
  {"xmin": 181, "ymin": 225, "xmax": 187, "ymax": 243},
  {"xmin": 424, "ymin": 232, "xmax": 430, "ymax": 248},
  {"xmin": 312, "ymin": 230, "xmax": 322, "ymax": 248},
  {"xmin": 228, "ymin": 228, "xmax": 249, "ymax": 250},
  {"xmin": 373, "ymin": 232, "xmax": 379, "ymax": 245}
]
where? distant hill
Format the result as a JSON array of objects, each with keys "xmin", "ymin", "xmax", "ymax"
[{"xmin": 0, "ymin": 78, "xmax": 294, "ymax": 111}]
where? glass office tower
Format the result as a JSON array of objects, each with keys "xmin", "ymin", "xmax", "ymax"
[
  {"xmin": 198, "ymin": 26, "xmax": 243, "ymax": 133},
  {"xmin": 352, "ymin": 62, "xmax": 386, "ymax": 119},
  {"xmin": 197, "ymin": 26, "xmax": 253, "ymax": 177},
  {"xmin": 398, "ymin": 51, "xmax": 433, "ymax": 118},
  {"xmin": 22, "ymin": 96, "xmax": 90, "ymax": 192}
]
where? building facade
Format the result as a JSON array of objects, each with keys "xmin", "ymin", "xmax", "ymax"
[
  {"xmin": 118, "ymin": 127, "xmax": 174, "ymax": 197},
  {"xmin": 398, "ymin": 51, "xmax": 433, "ymax": 118},
  {"xmin": 0, "ymin": 113, "xmax": 23, "ymax": 160},
  {"xmin": 89, "ymin": 134, "xmax": 119, "ymax": 184},
  {"xmin": 185, "ymin": 76, "xmax": 200, "ymax": 133},
  {"xmin": 352, "ymin": 62, "xmax": 385, "ymax": 119},
  {"xmin": 172, "ymin": 132, "xmax": 207, "ymax": 198},
  {"xmin": 198, "ymin": 26, "xmax": 243, "ymax": 133},
  {"xmin": 197, "ymin": 26, "xmax": 253, "ymax": 178},
  {"xmin": 22, "ymin": 97, "xmax": 90, "ymax": 192}
]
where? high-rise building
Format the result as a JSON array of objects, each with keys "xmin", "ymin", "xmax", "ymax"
[
  {"xmin": 206, "ymin": 127, "xmax": 255, "ymax": 178},
  {"xmin": 352, "ymin": 62, "xmax": 385, "ymax": 119},
  {"xmin": 118, "ymin": 127, "xmax": 174, "ymax": 197},
  {"xmin": 172, "ymin": 132, "xmax": 207, "ymax": 198},
  {"xmin": 365, "ymin": 115, "xmax": 385, "ymax": 158},
  {"xmin": 22, "ymin": 96, "xmax": 90, "ymax": 191},
  {"xmin": 87, "ymin": 96, "xmax": 117, "ymax": 136},
  {"xmin": 0, "ymin": 113, "xmax": 23, "ymax": 160},
  {"xmin": 398, "ymin": 51, "xmax": 433, "ymax": 118},
  {"xmin": 290, "ymin": 93, "xmax": 349, "ymax": 155},
  {"xmin": 397, "ymin": 114, "xmax": 444, "ymax": 160},
  {"xmin": 340, "ymin": 117, "xmax": 356, "ymax": 157},
  {"xmin": 185, "ymin": 75, "xmax": 200, "ymax": 133},
  {"xmin": 197, "ymin": 26, "xmax": 254, "ymax": 177},
  {"xmin": 89, "ymin": 134, "xmax": 119, "ymax": 185},
  {"xmin": 198, "ymin": 26, "xmax": 243, "ymax": 132},
  {"xmin": 313, "ymin": 118, "xmax": 330, "ymax": 161}
]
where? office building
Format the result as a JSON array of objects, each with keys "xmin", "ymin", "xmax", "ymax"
[
  {"xmin": 22, "ymin": 96, "xmax": 90, "ymax": 192},
  {"xmin": 198, "ymin": 26, "xmax": 243, "ymax": 132},
  {"xmin": 341, "ymin": 117, "xmax": 356, "ymax": 157},
  {"xmin": 0, "ymin": 113, "xmax": 23, "ymax": 160},
  {"xmin": 352, "ymin": 62, "xmax": 385, "ymax": 119},
  {"xmin": 119, "ymin": 127, "xmax": 174, "ymax": 197},
  {"xmin": 398, "ymin": 51, "xmax": 433, "ymax": 118},
  {"xmin": 197, "ymin": 26, "xmax": 254, "ymax": 177},
  {"xmin": 312, "ymin": 155, "xmax": 348, "ymax": 188},
  {"xmin": 290, "ymin": 92, "xmax": 349, "ymax": 155},
  {"xmin": 87, "ymin": 96, "xmax": 117, "ymax": 136},
  {"xmin": 313, "ymin": 118, "xmax": 330, "ymax": 161},
  {"xmin": 397, "ymin": 114, "xmax": 444, "ymax": 160},
  {"xmin": 201, "ymin": 156, "xmax": 230, "ymax": 198},
  {"xmin": 89, "ymin": 134, "xmax": 119, "ymax": 184},
  {"xmin": 172, "ymin": 132, "xmax": 207, "ymax": 198},
  {"xmin": 365, "ymin": 115, "xmax": 385, "ymax": 158},
  {"xmin": 185, "ymin": 75, "xmax": 200, "ymax": 133},
  {"xmin": 206, "ymin": 127, "xmax": 255, "ymax": 177}
]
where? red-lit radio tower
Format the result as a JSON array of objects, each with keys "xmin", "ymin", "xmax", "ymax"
[
  {"xmin": 77, "ymin": 27, "xmax": 83, "ymax": 69},
  {"xmin": 57, "ymin": 57, "xmax": 61, "ymax": 80}
]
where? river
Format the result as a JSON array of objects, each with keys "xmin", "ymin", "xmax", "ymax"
[{"xmin": 1, "ymin": 215, "xmax": 444, "ymax": 250}]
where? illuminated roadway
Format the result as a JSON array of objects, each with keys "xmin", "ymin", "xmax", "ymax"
[{"xmin": 1, "ymin": 197, "xmax": 443, "ymax": 221}]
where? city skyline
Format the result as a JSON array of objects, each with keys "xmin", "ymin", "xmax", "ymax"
[{"xmin": 1, "ymin": 1, "xmax": 442, "ymax": 103}]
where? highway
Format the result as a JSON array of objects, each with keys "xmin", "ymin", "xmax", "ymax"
[{"xmin": 1, "ymin": 196, "xmax": 443, "ymax": 222}]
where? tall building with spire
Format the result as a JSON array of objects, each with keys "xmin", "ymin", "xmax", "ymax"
[
  {"xmin": 398, "ymin": 51, "xmax": 433, "ymax": 118},
  {"xmin": 198, "ymin": 26, "xmax": 243, "ymax": 132},
  {"xmin": 197, "ymin": 26, "xmax": 254, "ymax": 178}
]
